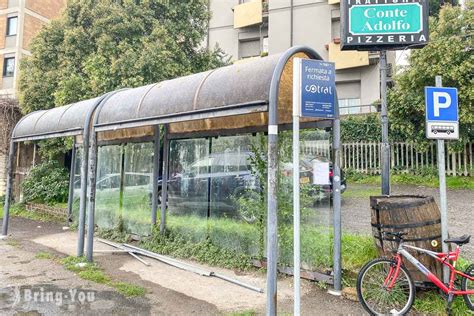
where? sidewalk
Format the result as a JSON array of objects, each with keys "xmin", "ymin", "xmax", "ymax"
[{"xmin": 1, "ymin": 216, "xmax": 364, "ymax": 315}]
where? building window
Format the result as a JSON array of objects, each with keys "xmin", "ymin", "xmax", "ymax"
[
  {"xmin": 239, "ymin": 38, "xmax": 261, "ymax": 59},
  {"xmin": 338, "ymin": 98, "xmax": 361, "ymax": 115},
  {"xmin": 262, "ymin": 36, "xmax": 269, "ymax": 55},
  {"xmin": 6, "ymin": 17, "xmax": 18, "ymax": 36},
  {"xmin": 3, "ymin": 57, "xmax": 15, "ymax": 77}
]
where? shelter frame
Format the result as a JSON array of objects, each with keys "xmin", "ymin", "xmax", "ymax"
[{"xmin": 1, "ymin": 46, "xmax": 342, "ymax": 314}]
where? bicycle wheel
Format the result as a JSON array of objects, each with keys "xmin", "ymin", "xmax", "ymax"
[
  {"xmin": 357, "ymin": 258, "xmax": 415, "ymax": 315},
  {"xmin": 462, "ymin": 263, "xmax": 474, "ymax": 310}
]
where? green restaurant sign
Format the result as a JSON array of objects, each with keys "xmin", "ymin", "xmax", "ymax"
[{"xmin": 341, "ymin": 0, "xmax": 429, "ymax": 51}]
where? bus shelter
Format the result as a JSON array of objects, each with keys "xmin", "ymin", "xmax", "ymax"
[{"xmin": 1, "ymin": 46, "xmax": 342, "ymax": 313}]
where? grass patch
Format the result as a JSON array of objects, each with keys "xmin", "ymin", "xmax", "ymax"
[
  {"xmin": 348, "ymin": 173, "xmax": 474, "ymax": 190},
  {"xmin": 61, "ymin": 256, "xmax": 146, "ymax": 297},
  {"xmin": 113, "ymin": 282, "xmax": 146, "ymax": 297},
  {"xmin": 6, "ymin": 239, "xmax": 21, "ymax": 248},
  {"xmin": 343, "ymin": 186, "xmax": 381, "ymax": 198},
  {"xmin": 5, "ymin": 203, "xmax": 65, "ymax": 223},
  {"xmin": 36, "ymin": 251, "xmax": 54, "ymax": 260},
  {"xmin": 78, "ymin": 269, "xmax": 111, "ymax": 284},
  {"xmin": 413, "ymin": 290, "xmax": 471, "ymax": 315}
]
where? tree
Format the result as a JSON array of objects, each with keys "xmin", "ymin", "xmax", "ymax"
[
  {"xmin": 388, "ymin": 4, "xmax": 473, "ymax": 150},
  {"xmin": 19, "ymin": 0, "xmax": 226, "ymax": 114}
]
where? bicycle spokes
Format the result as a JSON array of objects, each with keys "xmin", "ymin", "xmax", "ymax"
[{"xmin": 359, "ymin": 260, "xmax": 414, "ymax": 315}]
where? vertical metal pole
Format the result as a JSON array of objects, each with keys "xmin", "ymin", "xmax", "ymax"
[
  {"xmin": 292, "ymin": 58, "xmax": 301, "ymax": 315},
  {"xmin": 86, "ymin": 130, "xmax": 98, "ymax": 262},
  {"xmin": 1, "ymin": 141, "xmax": 17, "ymax": 238},
  {"xmin": 118, "ymin": 144, "xmax": 125, "ymax": 222},
  {"xmin": 67, "ymin": 139, "xmax": 77, "ymax": 225},
  {"xmin": 435, "ymin": 75, "xmax": 449, "ymax": 284},
  {"xmin": 331, "ymin": 101, "xmax": 343, "ymax": 294},
  {"xmin": 151, "ymin": 125, "xmax": 161, "ymax": 226},
  {"xmin": 78, "ymin": 136, "xmax": 90, "ymax": 257},
  {"xmin": 380, "ymin": 50, "xmax": 391, "ymax": 195},
  {"xmin": 267, "ymin": 125, "xmax": 278, "ymax": 316},
  {"xmin": 160, "ymin": 125, "xmax": 169, "ymax": 234}
]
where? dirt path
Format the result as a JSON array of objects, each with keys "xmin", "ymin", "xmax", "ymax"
[
  {"xmin": 1, "ymin": 217, "xmax": 364, "ymax": 315},
  {"xmin": 341, "ymin": 184, "xmax": 474, "ymax": 260}
]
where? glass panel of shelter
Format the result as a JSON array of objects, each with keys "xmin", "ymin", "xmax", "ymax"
[
  {"xmin": 122, "ymin": 142, "xmax": 154, "ymax": 236},
  {"xmin": 83, "ymin": 129, "xmax": 333, "ymax": 273}
]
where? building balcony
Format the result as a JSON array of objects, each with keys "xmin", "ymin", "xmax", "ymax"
[
  {"xmin": 233, "ymin": 0, "xmax": 266, "ymax": 29},
  {"xmin": 327, "ymin": 40, "xmax": 370, "ymax": 70}
]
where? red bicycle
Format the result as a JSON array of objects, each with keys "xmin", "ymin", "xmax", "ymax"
[{"xmin": 356, "ymin": 231, "xmax": 474, "ymax": 315}]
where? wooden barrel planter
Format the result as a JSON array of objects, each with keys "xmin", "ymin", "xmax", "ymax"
[{"xmin": 370, "ymin": 195, "xmax": 443, "ymax": 286}]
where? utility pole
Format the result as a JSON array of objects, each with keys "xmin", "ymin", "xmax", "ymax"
[{"xmin": 380, "ymin": 50, "xmax": 391, "ymax": 195}]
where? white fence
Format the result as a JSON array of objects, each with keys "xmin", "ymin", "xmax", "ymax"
[{"xmin": 302, "ymin": 141, "xmax": 474, "ymax": 176}]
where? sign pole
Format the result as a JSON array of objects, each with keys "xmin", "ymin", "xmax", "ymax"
[
  {"xmin": 380, "ymin": 50, "xmax": 391, "ymax": 195},
  {"xmin": 292, "ymin": 58, "xmax": 301, "ymax": 315},
  {"xmin": 435, "ymin": 75, "xmax": 449, "ymax": 284}
]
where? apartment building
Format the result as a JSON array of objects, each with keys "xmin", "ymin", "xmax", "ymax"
[
  {"xmin": 0, "ymin": 0, "xmax": 66, "ymax": 195},
  {"xmin": 208, "ymin": 0, "xmax": 394, "ymax": 115},
  {"xmin": 0, "ymin": 0, "xmax": 65, "ymax": 97}
]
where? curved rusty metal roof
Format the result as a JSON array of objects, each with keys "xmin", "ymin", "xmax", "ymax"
[
  {"xmin": 11, "ymin": 47, "xmax": 322, "ymax": 141},
  {"xmin": 94, "ymin": 53, "xmax": 280, "ymax": 131},
  {"xmin": 12, "ymin": 96, "xmax": 104, "ymax": 141}
]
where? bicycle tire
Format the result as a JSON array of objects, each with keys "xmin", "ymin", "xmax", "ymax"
[
  {"xmin": 357, "ymin": 258, "xmax": 416, "ymax": 315},
  {"xmin": 461, "ymin": 263, "xmax": 474, "ymax": 311}
]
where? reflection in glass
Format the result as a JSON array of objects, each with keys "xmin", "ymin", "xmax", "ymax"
[
  {"xmin": 95, "ymin": 145, "xmax": 122, "ymax": 230},
  {"xmin": 167, "ymin": 138, "xmax": 210, "ymax": 242},
  {"xmin": 71, "ymin": 146, "xmax": 82, "ymax": 225},
  {"xmin": 122, "ymin": 143, "xmax": 154, "ymax": 236}
]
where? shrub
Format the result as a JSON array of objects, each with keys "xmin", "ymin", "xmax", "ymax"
[{"xmin": 21, "ymin": 161, "xmax": 70, "ymax": 205}]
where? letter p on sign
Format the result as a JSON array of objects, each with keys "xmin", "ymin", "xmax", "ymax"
[{"xmin": 433, "ymin": 92, "xmax": 451, "ymax": 117}]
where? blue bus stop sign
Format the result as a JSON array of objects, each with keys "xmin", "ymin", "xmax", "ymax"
[
  {"xmin": 425, "ymin": 86, "xmax": 459, "ymax": 140},
  {"xmin": 295, "ymin": 59, "xmax": 336, "ymax": 119}
]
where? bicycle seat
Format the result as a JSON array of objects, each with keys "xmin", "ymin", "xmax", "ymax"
[{"xmin": 444, "ymin": 235, "xmax": 471, "ymax": 245}]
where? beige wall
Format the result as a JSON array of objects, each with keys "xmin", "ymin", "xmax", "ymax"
[
  {"xmin": 0, "ymin": 14, "xmax": 6, "ymax": 49},
  {"xmin": 25, "ymin": 0, "xmax": 65, "ymax": 20},
  {"xmin": 0, "ymin": 0, "xmax": 7, "ymax": 10},
  {"xmin": 23, "ymin": 14, "xmax": 45, "ymax": 49}
]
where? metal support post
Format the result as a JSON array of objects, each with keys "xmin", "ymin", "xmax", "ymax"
[
  {"xmin": 86, "ymin": 130, "xmax": 98, "ymax": 262},
  {"xmin": 292, "ymin": 70, "xmax": 301, "ymax": 314},
  {"xmin": 435, "ymin": 75, "xmax": 449, "ymax": 284},
  {"xmin": 380, "ymin": 50, "xmax": 391, "ymax": 195},
  {"xmin": 267, "ymin": 128, "xmax": 278, "ymax": 316},
  {"xmin": 1, "ymin": 141, "xmax": 17, "ymax": 238},
  {"xmin": 151, "ymin": 125, "xmax": 161, "ymax": 225},
  {"xmin": 160, "ymin": 125, "xmax": 169, "ymax": 234},
  {"xmin": 67, "ymin": 139, "xmax": 77, "ymax": 225},
  {"xmin": 331, "ymin": 108, "xmax": 343, "ymax": 295}
]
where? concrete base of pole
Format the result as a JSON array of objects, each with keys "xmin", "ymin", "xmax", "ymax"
[
  {"xmin": 0, "ymin": 235, "xmax": 8, "ymax": 240},
  {"xmin": 327, "ymin": 289, "xmax": 342, "ymax": 296}
]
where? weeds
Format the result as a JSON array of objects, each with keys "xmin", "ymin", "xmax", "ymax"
[
  {"xmin": 61, "ymin": 256, "xmax": 146, "ymax": 297},
  {"xmin": 36, "ymin": 251, "xmax": 54, "ymax": 260}
]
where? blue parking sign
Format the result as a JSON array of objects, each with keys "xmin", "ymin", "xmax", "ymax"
[
  {"xmin": 425, "ymin": 86, "xmax": 459, "ymax": 140},
  {"xmin": 425, "ymin": 87, "xmax": 458, "ymax": 121}
]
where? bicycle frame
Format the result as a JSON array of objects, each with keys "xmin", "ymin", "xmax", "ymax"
[{"xmin": 384, "ymin": 241, "xmax": 474, "ymax": 295}]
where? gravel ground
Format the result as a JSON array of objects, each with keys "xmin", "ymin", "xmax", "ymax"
[{"xmin": 340, "ymin": 183, "xmax": 474, "ymax": 260}]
